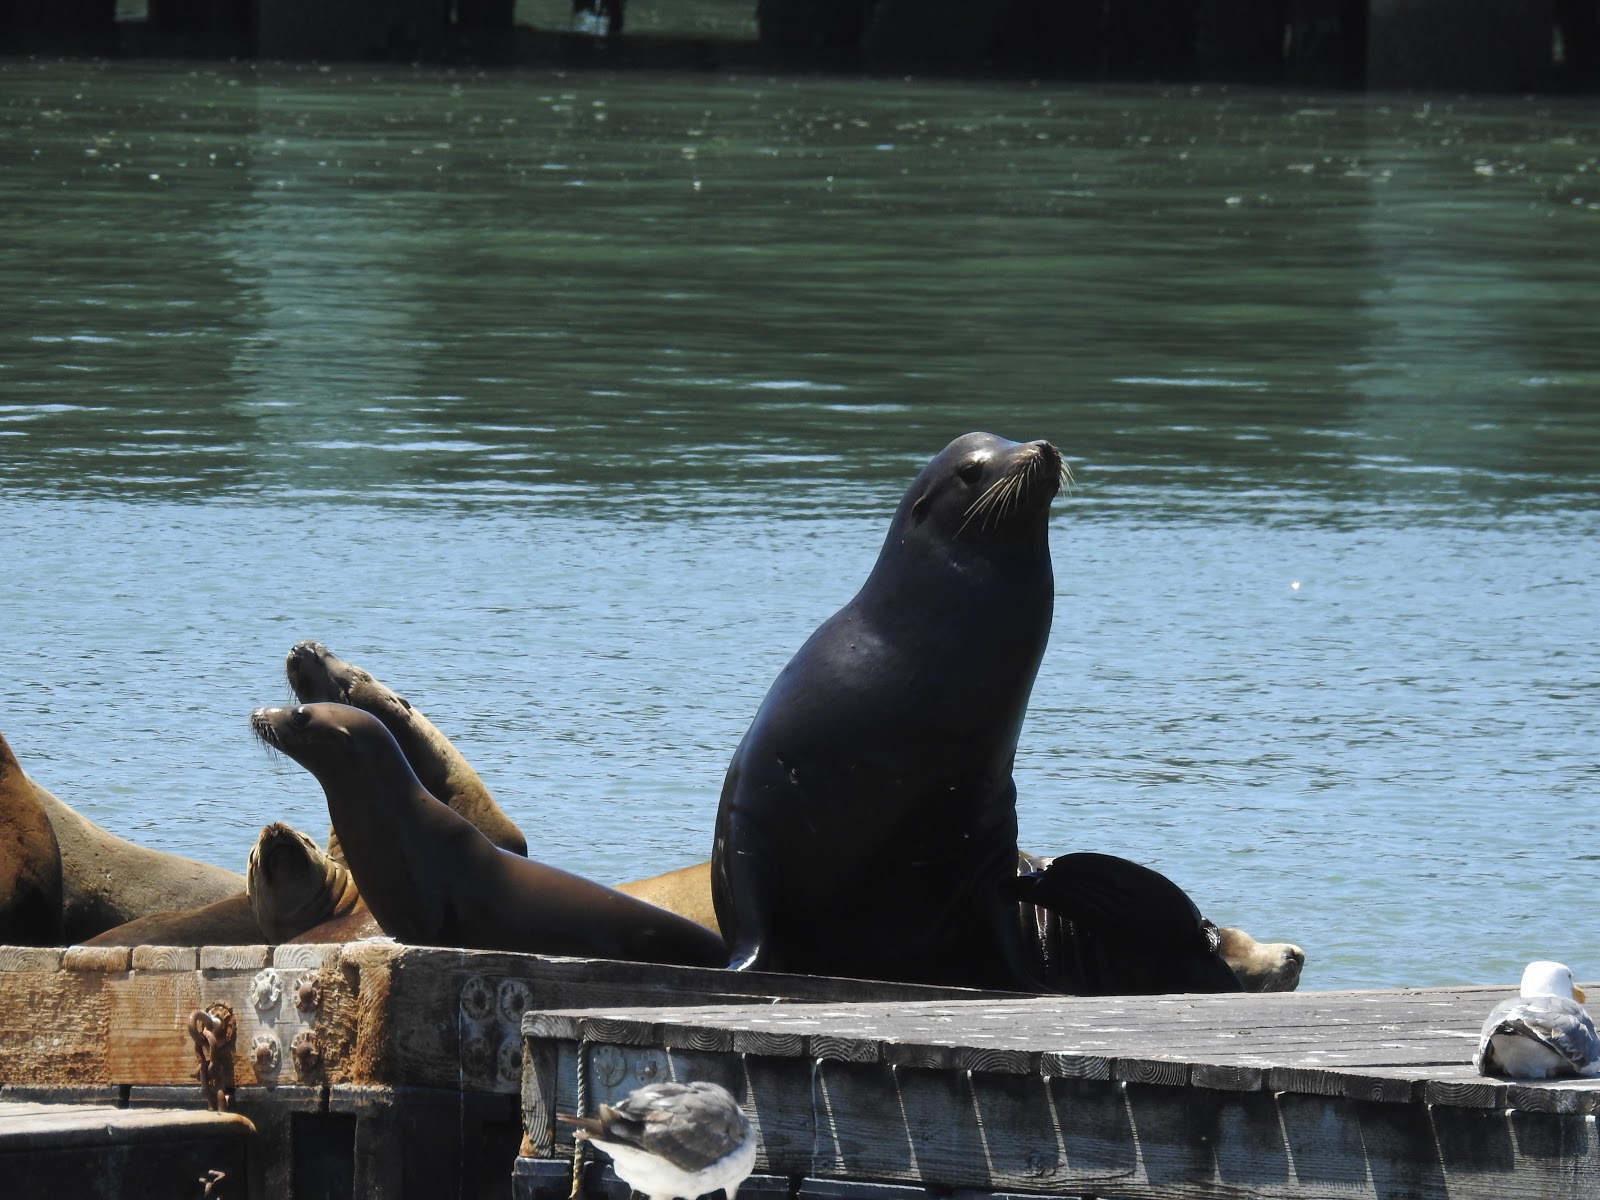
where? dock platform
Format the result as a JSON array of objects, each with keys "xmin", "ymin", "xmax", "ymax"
[
  {"xmin": 520, "ymin": 985, "xmax": 1600, "ymax": 1200},
  {"xmin": 0, "ymin": 941, "xmax": 991, "ymax": 1199}
]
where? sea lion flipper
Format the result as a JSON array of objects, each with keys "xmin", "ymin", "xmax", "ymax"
[
  {"xmin": 1016, "ymin": 851, "xmax": 1242, "ymax": 995},
  {"xmin": 1018, "ymin": 852, "xmax": 1205, "ymax": 942}
]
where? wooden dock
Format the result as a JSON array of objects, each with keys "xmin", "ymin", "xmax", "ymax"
[
  {"xmin": 0, "ymin": 941, "xmax": 994, "ymax": 1199},
  {"xmin": 520, "ymin": 985, "xmax": 1600, "ymax": 1200}
]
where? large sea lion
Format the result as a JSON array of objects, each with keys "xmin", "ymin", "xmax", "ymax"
[
  {"xmin": 252, "ymin": 702, "xmax": 727, "ymax": 966},
  {"xmin": 0, "ymin": 729, "xmax": 64, "ymax": 945},
  {"xmin": 284, "ymin": 640, "xmax": 527, "ymax": 859},
  {"xmin": 711, "ymin": 432, "xmax": 1064, "ymax": 990}
]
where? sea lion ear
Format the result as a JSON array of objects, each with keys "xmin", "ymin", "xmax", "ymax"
[{"xmin": 910, "ymin": 490, "xmax": 931, "ymax": 523}]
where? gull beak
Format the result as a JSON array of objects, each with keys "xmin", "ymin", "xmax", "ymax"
[{"xmin": 1575, "ymin": 984, "xmax": 1587, "ymax": 1004}]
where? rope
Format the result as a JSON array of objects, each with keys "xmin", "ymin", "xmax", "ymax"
[{"xmin": 567, "ymin": 1039, "xmax": 591, "ymax": 1200}]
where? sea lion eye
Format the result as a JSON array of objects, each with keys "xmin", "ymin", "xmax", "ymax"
[
  {"xmin": 958, "ymin": 459, "xmax": 985, "ymax": 485},
  {"xmin": 290, "ymin": 707, "xmax": 312, "ymax": 729}
]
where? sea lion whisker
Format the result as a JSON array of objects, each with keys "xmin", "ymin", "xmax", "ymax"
[{"xmin": 957, "ymin": 474, "xmax": 1012, "ymax": 536}]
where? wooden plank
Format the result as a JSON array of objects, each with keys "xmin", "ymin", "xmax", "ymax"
[
  {"xmin": 524, "ymin": 1036, "xmax": 1600, "ymax": 1200},
  {"xmin": 130, "ymin": 945, "xmax": 198, "ymax": 971},
  {"xmin": 0, "ymin": 1098, "xmax": 255, "ymax": 1143},
  {"xmin": 60, "ymin": 945, "xmax": 129, "ymax": 972},
  {"xmin": 201, "ymin": 945, "xmax": 271, "ymax": 971},
  {"xmin": 0, "ymin": 947, "xmax": 60, "ymax": 972}
]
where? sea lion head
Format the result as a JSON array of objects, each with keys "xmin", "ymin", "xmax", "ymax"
[
  {"xmin": 1216, "ymin": 926, "xmax": 1306, "ymax": 992},
  {"xmin": 901, "ymin": 432, "xmax": 1066, "ymax": 546},
  {"xmin": 252, "ymin": 702, "xmax": 402, "ymax": 779},
  {"xmin": 286, "ymin": 641, "xmax": 414, "ymax": 720},
  {"xmin": 245, "ymin": 820, "xmax": 352, "ymax": 941}
]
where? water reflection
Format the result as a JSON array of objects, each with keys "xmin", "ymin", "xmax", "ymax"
[{"xmin": 2, "ymin": 62, "xmax": 1597, "ymax": 517}]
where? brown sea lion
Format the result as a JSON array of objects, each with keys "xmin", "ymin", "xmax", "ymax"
[
  {"xmin": 284, "ymin": 640, "xmax": 527, "ymax": 859},
  {"xmin": 246, "ymin": 821, "xmax": 363, "ymax": 942},
  {"xmin": 287, "ymin": 905, "xmax": 385, "ymax": 944},
  {"xmin": 712, "ymin": 432, "xmax": 1065, "ymax": 990},
  {"xmin": 252, "ymin": 702, "xmax": 727, "ymax": 966},
  {"xmin": 29, "ymin": 782, "xmax": 244, "ymax": 944},
  {"xmin": 0, "ymin": 728, "xmax": 64, "ymax": 945},
  {"xmin": 614, "ymin": 861, "xmax": 721, "ymax": 933},
  {"xmin": 80, "ymin": 820, "xmax": 371, "ymax": 947},
  {"xmin": 80, "ymin": 894, "xmax": 264, "ymax": 947}
]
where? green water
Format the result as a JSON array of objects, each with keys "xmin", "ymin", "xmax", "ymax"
[{"xmin": 2, "ymin": 58, "xmax": 1598, "ymax": 989}]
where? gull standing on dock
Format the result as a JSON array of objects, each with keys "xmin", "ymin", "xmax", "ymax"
[
  {"xmin": 559, "ymin": 1080, "xmax": 756, "ymax": 1200},
  {"xmin": 1474, "ymin": 960, "xmax": 1600, "ymax": 1079}
]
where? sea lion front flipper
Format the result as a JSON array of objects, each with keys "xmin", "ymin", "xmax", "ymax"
[{"xmin": 1011, "ymin": 852, "xmax": 1240, "ymax": 995}]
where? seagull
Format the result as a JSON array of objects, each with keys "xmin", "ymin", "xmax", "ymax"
[
  {"xmin": 1474, "ymin": 960, "xmax": 1600, "ymax": 1079},
  {"xmin": 558, "ymin": 1080, "xmax": 756, "ymax": 1200}
]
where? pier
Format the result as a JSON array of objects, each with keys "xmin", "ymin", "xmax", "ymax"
[
  {"xmin": 0, "ymin": 941, "xmax": 987, "ymax": 1199},
  {"xmin": 520, "ymin": 985, "xmax": 1600, "ymax": 1200},
  {"xmin": 4, "ymin": 940, "xmax": 1599, "ymax": 1197}
]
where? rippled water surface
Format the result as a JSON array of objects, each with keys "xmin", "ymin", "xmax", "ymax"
[{"xmin": 3, "ymin": 58, "xmax": 1599, "ymax": 989}]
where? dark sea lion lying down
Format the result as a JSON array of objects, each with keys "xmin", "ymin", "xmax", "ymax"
[
  {"xmin": 251, "ymin": 702, "xmax": 727, "ymax": 966},
  {"xmin": 622, "ymin": 856, "xmax": 1305, "ymax": 992}
]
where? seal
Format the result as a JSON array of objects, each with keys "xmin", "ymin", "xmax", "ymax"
[
  {"xmin": 0, "ymin": 728, "xmax": 64, "ymax": 946},
  {"xmin": 711, "ymin": 432, "xmax": 1064, "ymax": 989},
  {"xmin": 615, "ymin": 861, "xmax": 721, "ymax": 934},
  {"xmin": 285, "ymin": 640, "xmax": 528, "ymax": 858},
  {"xmin": 246, "ymin": 821, "xmax": 364, "ymax": 942},
  {"xmin": 252, "ymin": 702, "xmax": 728, "ymax": 966},
  {"xmin": 78, "ymin": 821, "xmax": 364, "ymax": 948}
]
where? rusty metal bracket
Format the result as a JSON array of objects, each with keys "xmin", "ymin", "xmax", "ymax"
[{"xmin": 187, "ymin": 1003, "xmax": 237, "ymax": 1112}]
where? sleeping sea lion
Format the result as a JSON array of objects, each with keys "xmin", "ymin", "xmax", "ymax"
[
  {"xmin": 621, "ymin": 855, "xmax": 1305, "ymax": 991},
  {"xmin": 1216, "ymin": 925, "xmax": 1305, "ymax": 992}
]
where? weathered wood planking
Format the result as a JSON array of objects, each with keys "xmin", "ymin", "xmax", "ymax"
[
  {"xmin": 522, "ymin": 987, "xmax": 1600, "ymax": 1200},
  {"xmin": 0, "ymin": 941, "xmax": 994, "ymax": 1096}
]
